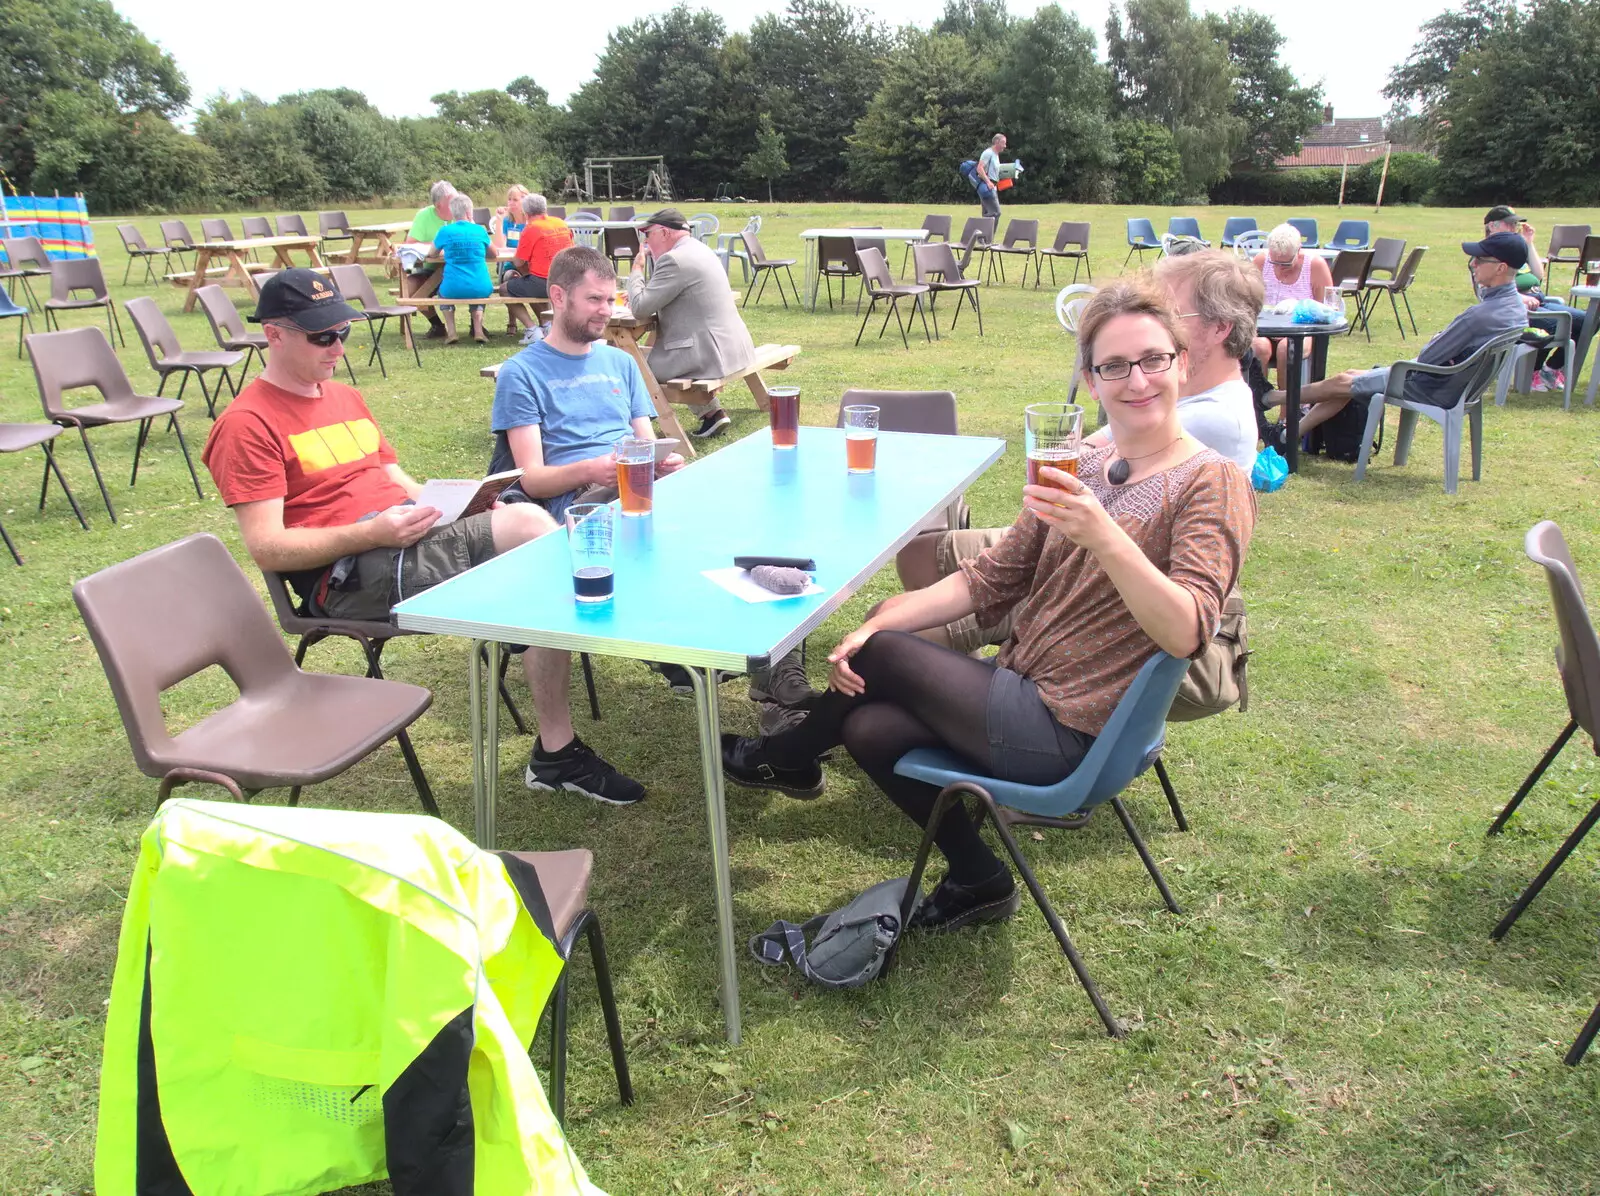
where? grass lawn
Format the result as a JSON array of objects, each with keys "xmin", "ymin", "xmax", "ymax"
[{"xmin": 4, "ymin": 199, "xmax": 1600, "ymax": 1195}]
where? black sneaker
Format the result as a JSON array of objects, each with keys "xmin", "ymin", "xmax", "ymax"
[
  {"xmin": 525, "ymin": 736, "xmax": 645, "ymax": 806},
  {"xmin": 651, "ymin": 661, "xmax": 735, "ymax": 697},
  {"xmin": 908, "ymin": 871, "xmax": 1020, "ymax": 932},
  {"xmin": 691, "ymin": 409, "xmax": 732, "ymax": 439},
  {"xmin": 720, "ymin": 733, "xmax": 824, "ymax": 799}
]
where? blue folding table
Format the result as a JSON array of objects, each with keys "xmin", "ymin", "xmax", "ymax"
[{"xmin": 394, "ymin": 425, "xmax": 1007, "ymax": 1040}]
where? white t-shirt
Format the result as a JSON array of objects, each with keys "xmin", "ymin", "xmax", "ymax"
[{"xmin": 1176, "ymin": 377, "xmax": 1257, "ymax": 471}]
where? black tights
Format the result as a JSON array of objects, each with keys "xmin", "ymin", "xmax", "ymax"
[{"xmin": 764, "ymin": 631, "xmax": 1015, "ymax": 883}]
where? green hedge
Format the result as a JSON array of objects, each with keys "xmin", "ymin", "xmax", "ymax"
[{"xmin": 1209, "ymin": 153, "xmax": 1439, "ymax": 206}]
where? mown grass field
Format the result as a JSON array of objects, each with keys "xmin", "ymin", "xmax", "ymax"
[{"xmin": 3, "ymin": 199, "xmax": 1600, "ymax": 1195}]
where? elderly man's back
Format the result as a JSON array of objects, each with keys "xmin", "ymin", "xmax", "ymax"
[{"xmin": 627, "ymin": 235, "xmax": 755, "ymax": 383}]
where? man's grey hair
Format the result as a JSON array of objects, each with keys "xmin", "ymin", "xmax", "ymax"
[
  {"xmin": 429, "ymin": 179, "xmax": 456, "ymax": 206},
  {"xmin": 991, "ymin": 133, "xmax": 1006, "ymax": 145},
  {"xmin": 448, "ymin": 193, "xmax": 473, "ymax": 221},
  {"xmin": 522, "ymin": 193, "xmax": 548, "ymax": 218}
]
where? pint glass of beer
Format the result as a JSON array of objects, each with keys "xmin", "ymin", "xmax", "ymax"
[
  {"xmin": 843, "ymin": 404, "xmax": 879, "ymax": 473},
  {"xmin": 767, "ymin": 386, "xmax": 800, "ymax": 450},
  {"xmin": 567, "ymin": 503, "xmax": 614, "ymax": 603},
  {"xmin": 1024, "ymin": 402, "xmax": 1082, "ymax": 489},
  {"xmin": 615, "ymin": 436, "xmax": 654, "ymax": 516}
]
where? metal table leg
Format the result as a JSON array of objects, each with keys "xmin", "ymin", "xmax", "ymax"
[
  {"xmin": 689, "ymin": 665, "xmax": 741, "ymax": 1044},
  {"xmin": 469, "ymin": 638, "xmax": 502, "ymax": 849},
  {"xmin": 470, "ymin": 638, "xmax": 486, "ymax": 843},
  {"xmin": 1284, "ymin": 339, "xmax": 1304, "ymax": 473},
  {"xmin": 804, "ymin": 239, "xmax": 820, "ymax": 312}
]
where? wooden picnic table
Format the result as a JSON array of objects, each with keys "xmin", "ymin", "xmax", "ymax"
[
  {"xmin": 169, "ymin": 235, "xmax": 325, "ymax": 312},
  {"xmin": 337, "ymin": 222, "xmax": 411, "ymax": 266}
]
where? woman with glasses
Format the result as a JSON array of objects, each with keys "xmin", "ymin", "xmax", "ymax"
[
  {"xmin": 1251, "ymin": 223, "xmax": 1334, "ymax": 388},
  {"xmin": 721, "ymin": 276, "xmax": 1255, "ymax": 933}
]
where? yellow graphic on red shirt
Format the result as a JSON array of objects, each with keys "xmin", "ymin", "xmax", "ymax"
[{"xmin": 286, "ymin": 419, "xmax": 381, "ymax": 474}]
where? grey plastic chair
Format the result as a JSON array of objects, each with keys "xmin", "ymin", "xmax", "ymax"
[
  {"xmin": 1352, "ymin": 327, "xmax": 1524, "ymax": 494},
  {"xmin": 741, "ymin": 230, "xmax": 798, "ymax": 309},
  {"xmin": 834, "ymin": 389, "xmax": 968, "ymax": 532},
  {"xmin": 42, "ymin": 258, "xmax": 124, "ymax": 347},
  {"xmin": 200, "ymin": 218, "xmax": 234, "ymax": 242},
  {"xmin": 952, "ymin": 216, "xmax": 995, "ymax": 275},
  {"xmin": 912, "ymin": 242, "xmax": 982, "ymax": 336},
  {"xmin": 1, "ymin": 237, "xmax": 53, "ymax": 309},
  {"xmin": 899, "ymin": 213, "xmax": 952, "ymax": 275},
  {"xmin": 0, "ymin": 419, "xmax": 90, "ymax": 564},
  {"xmin": 1495, "ymin": 314, "xmax": 1578, "ymax": 410},
  {"xmin": 985, "ymin": 218, "xmax": 1040, "ymax": 287},
  {"xmin": 329, "ymin": 264, "xmax": 422, "ymax": 375},
  {"xmin": 195, "ymin": 285, "xmax": 269, "ymax": 384},
  {"xmin": 117, "ymin": 225, "xmax": 171, "ymax": 285},
  {"xmin": 158, "ymin": 222, "xmax": 197, "ymax": 272},
  {"xmin": 854, "ymin": 246, "xmax": 931, "ymax": 348},
  {"xmin": 241, "ymin": 216, "xmax": 274, "ymax": 239},
  {"xmin": 124, "ymin": 296, "xmax": 244, "ymax": 418},
  {"xmin": 1546, "ymin": 224, "xmax": 1590, "ymax": 289},
  {"xmin": 1037, "ymin": 221, "xmax": 1092, "ymax": 287},
  {"xmin": 275, "ymin": 214, "xmax": 309, "ymax": 237},
  {"xmin": 1487, "ymin": 522, "xmax": 1600, "ymax": 955}
]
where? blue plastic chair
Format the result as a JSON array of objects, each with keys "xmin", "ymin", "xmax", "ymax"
[
  {"xmin": 0, "ymin": 286, "xmax": 32, "ymax": 360},
  {"xmin": 1327, "ymin": 220, "xmax": 1371, "ymax": 251},
  {"xmin": 1287, "ymin": 217, "xmax": 1320, "ymax": 248},
  {"xmin": 892, "ymin": 651, "xmax": 1191, "ymax": 1037},
  {"xmin": 1166, "ymin": 217, "xmax": 1208, "ymax": 245},
  {"xmin": 1220, "ymin": 217, "xmax": 1257, "ymax": 247},
  {"xmin": 1123, "ymin": 218, "xmax": 1159, "ymax": 269}
]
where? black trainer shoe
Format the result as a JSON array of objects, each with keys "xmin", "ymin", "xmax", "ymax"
[
  {"xmin": 908, "ymin": 872, "xmax": 1021, "ymax": 932},
  {"xmin": 691, "ymin": 409, "xmax": 732, "ymax": 439},
  {"xmin": 720, "ymin": 733, "xmax": 824, "ymax": 799},
  {"xmin": 525, "ymin": 736, "xmax": 645, "ymax": 806}
]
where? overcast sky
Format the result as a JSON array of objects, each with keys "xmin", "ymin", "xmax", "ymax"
[{"xmin": 112, "ymin": 0, "xmax": 1436, "ymax": 123}]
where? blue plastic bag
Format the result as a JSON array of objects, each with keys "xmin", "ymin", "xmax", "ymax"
[
  {"xmin": 1290, "ymin": 298, "xmax": 1341, "ymax": 324},
  {"xmin": 1251, "ymin": 446, "xmax": 1288, "ymax": 491}
]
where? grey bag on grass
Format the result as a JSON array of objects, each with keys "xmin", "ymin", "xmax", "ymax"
[{"xmin": 749, "ymin": 876, "xmax": 921, "ymax": 989}]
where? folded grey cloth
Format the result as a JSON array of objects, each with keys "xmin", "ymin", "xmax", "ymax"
[{"xmin": 750, "ymin": 565, "xmax": 809, "ymax": 595}]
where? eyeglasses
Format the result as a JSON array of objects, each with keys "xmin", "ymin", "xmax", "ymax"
[
  {"xmin": 1090, "ymin": 352, "xmax": 1177, "ymax": 381},
  {"xmin": 1268, "ymin": 257, "xmax": 1298, "ymax": 268}
]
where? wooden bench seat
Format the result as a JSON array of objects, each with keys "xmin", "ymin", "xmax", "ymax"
[
  {"xmin": 391, "ymin": 292, "xmax": 549, "ymax": 312},
  {"xmin": 660, "ymin": 342, "xmax": 801, "ymax": 413}
]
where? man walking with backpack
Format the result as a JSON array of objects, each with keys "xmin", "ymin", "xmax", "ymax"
[{"xmin": 962, "ymin": 134, "xmax": 1006, "ymax": 220}]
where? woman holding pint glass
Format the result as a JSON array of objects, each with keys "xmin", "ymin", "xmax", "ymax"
[{"xmin": 722, "ymin": 276, "xmax": 1254, "ymax": 931}]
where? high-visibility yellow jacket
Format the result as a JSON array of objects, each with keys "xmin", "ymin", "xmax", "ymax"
[{"xmin": 95, "ymin": 799, "xmax": 606, "ymax": 1196}]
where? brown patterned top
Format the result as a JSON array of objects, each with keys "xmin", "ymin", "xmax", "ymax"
[{"xmin": 960, "ymin": 443, "xmax": 1255, "ymax": 736}]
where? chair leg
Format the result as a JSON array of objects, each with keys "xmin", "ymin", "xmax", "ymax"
[
  {"xmin": 343, "ymin": 355, "xmax": 357, "ymax": 385},
  {"xmin": 490, "ymin": 643, "xmax": 529, "ymax": 736},
  {"xmin": 916, "ymin": 295, "xmax": 934, "ymax": 343},
  {"xmin": 783, "ymin": 266, "xmax": 799, "ymax": 308},
  {"xmin": 1390, "ymin": 292, "xmax": 1406, "ymax": 340},
  {"xmin": 1402, "ymin": 291, "xmax": 1418, "ymax": 335},
  {"xmin": 0, "ymin": 516, "xmax": 19, "ymax": 565},
  {"xmin": 394, "ymin": 727, "xmax": 441, "ymax": 817},
  {"xmin": 1492, "ymin": 795, "xmax": 1600, "ymax": 941},
  {"xmin": 1565, "ymin": 997, "xmax": 1600, "ymax": 1065},
  {"xmin": 368, "ymin": 316, "xmax": 389, "ymax": 378},
  {"xmin": 1489, "ymin": 719, "xmax": 1576, "ymax": 834},
  {"xmin": 40, "ymin": 443, "xmax": 89, "ymax": 529},
  {"xmin": 560, "ymin": 911, "xmax": 635, "ymax": 1110},
  {"xmin": 108, "ymin": 300, "xmax": 125, "ymax": 348},
  {"xmin": 129, "ymin": 418, "xmax": 151, "ymax": 486},
  {"xmin": 548, "ymin": 969, "xmax": 571, "ymax": 1126},
  {"xmin": 855, "ymin": 298, "xmax": 877, "ymax": 346},
  {"xmin": 1153, "ymin": 758, "xmax": 1188, "ymax": 831},
  {"xmin": 1110, "ymin": 797, "xmax": 1182, "ymax": 914},
  {"xmin": 581, "ymin": 652, "xmax": 602, "ymax": 720},
  {"xmin": 123, "ymin": 255, "xmax": 134, "ymax": 286},
  {"xmin": 167, "ymin": 415, "xmax": 205, "ymax": 501},
  {"xmin": 74, "ymin": 425, "xmax": 117, "ymax": 522},
  {"xmin": 973, "ymin": 288, "xmax": 984, "ymax": 337}
]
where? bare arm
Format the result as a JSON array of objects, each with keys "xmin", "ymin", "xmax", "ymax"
[
  {"xmin": 1521, "ymin": 222, "xmax": 1544, "ymax": 278},
  {"xmin": 1309, "ymin": 255, "xmax": 1335, "ymax": 294},
  {"xmin": 233, "ymin": 497, "xmax": 439, "ymax": 573},
  {"xmin": 504, "ymin": 424, "xmax": 614, "ymax": 499},
  {"xmin": 384, "ymin": 463, "xmax": 423, "ymax": 500}
]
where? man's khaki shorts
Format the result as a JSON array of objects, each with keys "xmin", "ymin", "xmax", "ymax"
[
  {"xmin": 932, "ymin": 526, "xmax": 1012, "ymax": 654},
  {"xmin": 320, "ymin": 512, "xmax": 498, "ymax": 621}
]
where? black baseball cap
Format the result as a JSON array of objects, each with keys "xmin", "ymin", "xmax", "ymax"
[
  {"xmin": 1460, "ymin": 231, "xmax": 1529, "ymax": 269},
  {"xmin": 639, "ymin": 207, "xmax": 691, "ymax": 231},
  {"xmin": 248, "ymin": 268, "xmax": 366, "ymax": 330},
  {"xmin": 1483, "ymin": 205, "xmax": 1519, "ymax": 225}
]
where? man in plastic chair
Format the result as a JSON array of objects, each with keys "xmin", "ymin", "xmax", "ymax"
[
  {"xmin": 201, "ymin": 269, "xmax": 646, "ymax": 806},
  {"xmin": 1275, "ymin": 231, "xmax": 1530, "ymax": 437},
  {"xmin": 1484, "ymin": 204, "xmax": 1581, "ymax": 393}
]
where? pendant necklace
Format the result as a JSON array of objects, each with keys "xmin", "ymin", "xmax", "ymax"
[{"xmin": 1107, "ymin": 436, "xmax": 1183, "ymax": 486}]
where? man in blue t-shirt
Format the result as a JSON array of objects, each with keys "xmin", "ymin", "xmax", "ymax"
[{"xmin": 490, "ymin": 244, "xmax": 685, "ymax": 520}]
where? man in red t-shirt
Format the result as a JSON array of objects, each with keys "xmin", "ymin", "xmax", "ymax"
[{"xmin": 202, "ymin": 268, "xmax": 644, "ymax": 806}]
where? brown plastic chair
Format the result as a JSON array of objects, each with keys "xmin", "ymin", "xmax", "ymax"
[
  {"xmin": 317, "ymin": 210, "xmax": 353, "ymax": 258},
  {"xmin": 0, "ymin": 236, "xmax": 52, "ymax": 307},
  {"xmin": 912, "ymin": 242, "xmax": 982, "ymax": 336},
  {"xmin": 195, "ymin": 284, "xmax": 269, "ymax": 382},
  {"xmin": 501, "ymin": 849, "xmax": 632, "ymax": 1125},
  {"xmin": 329, "ymin": 264, "xmax": 422, "ymax": 375},
  {"xmin": 985, "ymin": 218, "xmax": 1040, "ymax": 287},
  {"xmin": 741, "ymin": 230, "xmax": 799, "ymax": 309},
  {"xmin": 275, "ymin": 214, "xmax": 309, "ymax": 237},
  {"xmin": 547, "ymin": 205, "xmax": 567, "ymax": 219},
  {"xmin": 0, "ymin": 420, "xmax": 90, "ymax": 564},
  {"xmin": 607, "ymin": 206, "xmax": 635, "ymax": 222},
  {"xmin": 472, "ymin": 207, "xmax": 492, "ymax": 229},
  {"xmin": 124, "ymin": 296, "xmax": 245, "ymax": 418},
  {"xmin": 72, "ymin": 532, "xmax": 438, "ymax": 812},
  {"xmin": 1037, "ymin": 221, "xmax": 1093, "ymax": 287},
  {"xmin": 951, "ymin": 216, "xmax": 996, "ymax": 275},
  {"xmin": 1366, "ymin": 236, "xmax": 1407, "ymax": 282},
  {"xmin": 831, "ymin": 387, "xmax": 970, "ymax": 532},
  {"xmin": 575, "ymin": 206, "xmax": 602, "ymax": 219},
  {"xmin": 241, "ymin": 215, "xmax": 274, "ymax": 239},
  {"xmin": 1487, "ymin": 521, "xmax": 1600, "ymax": 946},
  {"xmin": 854, "ymin": 246, "xmax": 932, "ymax": 348},
  {"xmin": 41, "ymin": 257, "xmax": 124, "ymax": 346},
  {"xmin": 158, "ymin": 221, "xmax": 197, "ymax": 273},
  {"xmin": 1327, "ymin": 249, "xmax": 1375, "ymax": 340},
  {"xmin": 1573, "ymin": 234, "xmax": 1600, "ymax": 289},
  {"xmin": 200, "ymin": 218, "xmax": 234, "ymax": 242},
  {"xmin": 899, "ymin": 213, "xmax": 952, "ymax": 274},
  {"xmin": 117, "ymin": 224, "xmax": 170, "ymax": 285},
  {"xmin": 602, "ymin": 225, "xmax": 641, "ymax": 274},
  {"xmin": 25, "ymin": 325, "xmax": 203, "ymax": 521},
  {"xmin": 1546, "ymin": 224, "xmax": 1590, "ymax": 289},
  {"xmin": 1360, "ymin": 245, "xmax": 1426, "ymax": 339},
  {"xmin": 816, "ymin": 235, "xmax": 862, "ymax": 311}
]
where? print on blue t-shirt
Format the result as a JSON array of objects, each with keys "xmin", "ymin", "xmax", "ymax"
[{"xmin": 489, "ymin": 341, "xmax": 655, "ymax": 477}]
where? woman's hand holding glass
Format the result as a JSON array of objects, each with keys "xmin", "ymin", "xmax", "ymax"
[{"xmin": 1023, "ymin": 467, "xmax": 1119, "ymax": 553}]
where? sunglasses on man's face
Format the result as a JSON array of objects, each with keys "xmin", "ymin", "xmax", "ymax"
[{"xmin": 300, "ymin": 324, "xmax": 353, "ymax": 347}]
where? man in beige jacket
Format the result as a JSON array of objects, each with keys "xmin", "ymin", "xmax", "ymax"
[{"xmin": 627, "ymin": 207, "xmax": 756, "ymax": 439}]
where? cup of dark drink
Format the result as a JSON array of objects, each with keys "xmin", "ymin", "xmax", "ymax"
[
  {"xmin": 615, "ymin": 435, "xmax": 654, "ymax": 516},
  {"xmin": 767, "ymin": 386, "xmax": 800, "ymax": 450},
  {"xmin": 1024, "ymin": 402, "xmax": 1083, "ymax": 489},
  {"xmin": 567, "ymin": 503, "xmax": 614, "ymax": 603},
  {"xmin": 843, "ymin": 404, "xmax": 879, "ymax": 473}
]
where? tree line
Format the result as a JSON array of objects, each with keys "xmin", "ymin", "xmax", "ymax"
[{"xmin": 2, "ymin": 0, "xmax": 1594, "ymax": 214}]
